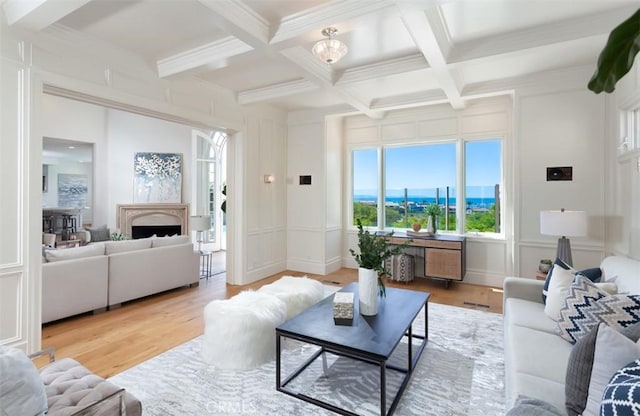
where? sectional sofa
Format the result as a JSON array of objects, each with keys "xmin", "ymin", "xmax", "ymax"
[
  {"xmin": 503, "ymin": 255, "xmax": 640, "ymax": 414},
  {"xmin": 42, "ymin": 235, "xmax": 199, "ymax": 323}
]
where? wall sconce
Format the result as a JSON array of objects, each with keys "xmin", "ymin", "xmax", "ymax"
[{"xmin": 264, "ymin": 174, "xmax": 275, "ymax": 183}]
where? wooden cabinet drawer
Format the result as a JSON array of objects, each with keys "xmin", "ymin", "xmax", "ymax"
[{"xmin": 425, "ymin": 248, "xmax": 463, "ymax": 280}]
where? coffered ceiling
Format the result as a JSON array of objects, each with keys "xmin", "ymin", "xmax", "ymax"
[{"xmin": 3, "ymin": 0, "xmax": 638, "ymax": 116}]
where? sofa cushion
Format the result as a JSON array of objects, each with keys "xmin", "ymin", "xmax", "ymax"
[
  {"xmin": 584, "ymin": 324, "xmax": 640, "ymax": 415},
  {"xmin": 104, "ymin": 238, "xmax": 152, "ymax": 255},
  {"xmin": 0, "ymin": 346, "xmax": 48, "ymax": 416},
  {"xmin": 505, "ymin": 298, "xmax": 558, "ymax": 334},
  {"xmin": 565, "ymin": 322, "xmax": 640, "ymax": 416},
  {"xmin": 45, "ymin": 243, "xmax": 105, "ymax": 263},
  {"xmin": 556, "ymin": 276, "xmax": 609, "ymax": 344},
  {"xmin": 85, "ymin": 225, "xmax": 110, "ymax": 243},
  {"xmin": 151, "ymin": 235, "xmax": 190, "ymax": 248},
  {"xmin": 599, "ymin": 359, "xmax": 640, "ymax": 416},
  {"xmin": 576, "ymin": 267, "xmax": 602, "ymax": 282}
]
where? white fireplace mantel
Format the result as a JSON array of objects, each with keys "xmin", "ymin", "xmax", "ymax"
[{"xmin": 116, "ymin": 204, "xmax": 190, "ymax": 238}]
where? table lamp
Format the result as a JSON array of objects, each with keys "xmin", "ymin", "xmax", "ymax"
[
  {"xmin": 190, "ymin": 215, "xmax": 210, "ymax": 252},
  {"xmin": 540, "ymin": 209, "xmax": 587, "ymax": 267}
]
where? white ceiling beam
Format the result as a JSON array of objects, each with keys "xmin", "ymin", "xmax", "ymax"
[
  {"xmin": 400, "ymin": 6, "xmax": 465, "ymax": 109},
  {"xmin": 3, "ymin": 0, "xmax": 91, "ymax": 31},
  {"xmin": 371, "ymin": 89, "xmax": 448, "ymax": 111},
  {"xmin": 196, "ymin": 0, "xmax": 270, "ymax": 49},
  {"xmin": 336, "ymin": 53, "xmax": 428, "ymax": 86},
  {"xmin": 271, "ymin": 0, "xmax": 395, "ymax": 44},
  {"xmin": 238, "ymin": 79, "xmax": 319, "ymax": 105},
  {"xmin": 449, "ymin": 6, "xmax": 638, "ymax": 64},
  {"xmin": 157, "ymin": 37, "xmax": 253, "ymax": 78},
  {"xmin": 280, "ymin": 46, "xmax": 383, "ymax": 119}
]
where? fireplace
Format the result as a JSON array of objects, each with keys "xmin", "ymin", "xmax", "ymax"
[{"xmin": 116, "ymin": 204, "xmax": 190, "ymax": 239}]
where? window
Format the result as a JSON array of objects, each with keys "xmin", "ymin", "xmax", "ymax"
[
  {"xmin": 352, "ymin": 148, "xmax": 378, "ymax": 226},
  {"xmin": 351, "ymin": 137, "xmax": 503, "ymax": 236},
  {"xmin": 465, "ymin": 140, "xmax": 501, "ymax": 233},
  {"xmin": 384, "ymin": 143, "xmax": 456, "ymax": 230}
]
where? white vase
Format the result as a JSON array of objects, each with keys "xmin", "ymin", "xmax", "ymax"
[
  {"xmin": 426, "ymin": 216, "xmax": 436, "ymax": 235},
  {"xmin": 358, "ymin": 267, "xmax": 378, "ymax": 316}
]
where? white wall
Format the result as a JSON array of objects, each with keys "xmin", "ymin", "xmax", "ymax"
[
  {"xmin": 516, "ymin": 86, "xmax": 607, "ymax": 275},
  {"xmin": 106, "ymin": 109, "xmax": 194, "ymax": 229}
]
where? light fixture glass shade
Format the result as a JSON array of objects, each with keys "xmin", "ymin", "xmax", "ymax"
[
  {"xmin": 312, "ymin": 39, "xmax": 348, "ymax": 64},
  {"xmin": 190, "ymin": 215, "xmax": 210, "ymax": 232},
  {"xmin": 540, "ymin": 210, "xmax": 587, "ymax": 237},
  {"xmin": 312, "ymin": 27, "xmax": 347, "ymax": 64}
]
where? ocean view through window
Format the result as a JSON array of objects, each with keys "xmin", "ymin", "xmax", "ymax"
[{"xmin": 352, "ymin": 138, "xmax": 502, "ymax": 235}]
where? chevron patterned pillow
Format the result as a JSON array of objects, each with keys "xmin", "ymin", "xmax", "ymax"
[
  {"xmin": 593, "ymin": 295, "xmax": 640, "ymax": 332},
  {"xmin": 556, "ymin": 275, "xmax": 610, "ymax": 344}
]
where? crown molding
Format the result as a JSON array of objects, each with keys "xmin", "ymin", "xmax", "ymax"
[
  {"xmin": 157, "ymin": 36, "xmax": 253, "ymax": 78},
  {"xmin": 271, "ymin": 0, "xmax": 395, "ymax": 44},
  {"xmin": 238, "ymin": 79, "xmax": 319, "ymax": 105},
  {"xmin": 197, "ymin": 0, "xmax": 269, "ymax": 48},
  {"xmin": 336, "ymin": 53, "xmax": 427, "ymax": 85},
  {"xmin": 449, "ymin": 5, "xmax": 638, "ymax": 64}
]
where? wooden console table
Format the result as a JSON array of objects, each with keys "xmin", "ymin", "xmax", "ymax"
[{"xmin": 387, "ymin": 232, "xmax": 466, "ymax": 288}]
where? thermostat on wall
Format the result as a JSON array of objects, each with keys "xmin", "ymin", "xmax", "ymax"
[
  {"xmin": 299, "ymin": 175, "xmax": 312, "ymax": 185},
  {"xmin": 546, "ymin": 166, "xmax": 572, "ymax": 181}
]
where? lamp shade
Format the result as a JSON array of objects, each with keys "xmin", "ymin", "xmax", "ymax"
[
  {"xmin": 540, "ymin": 210, "xmax": 587, "ymax": 237},
  {"xmin": 190, "ymin": 215, "xmax": 210, "ymax": 232}
]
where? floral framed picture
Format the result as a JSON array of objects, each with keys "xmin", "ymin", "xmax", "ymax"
[{"xmin": 133, "ymin": 152, "xmax": 182, "ymax": 203}]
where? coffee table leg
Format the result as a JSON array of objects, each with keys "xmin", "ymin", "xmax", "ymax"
[
  {"xmin": 276, "ymin": 333, "xmax": 281, "ymax": 389},
  {"xmin": 380, "ymin": 361, "xmax": 386, "ymax": 416}
]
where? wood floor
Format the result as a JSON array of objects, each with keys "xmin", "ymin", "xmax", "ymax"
[{"xmin": 40, "ymin": 268, "xmax": 504, "ymax": 378}]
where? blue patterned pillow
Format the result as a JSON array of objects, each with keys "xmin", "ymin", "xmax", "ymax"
[
  {"xmin": 600, "ymin": 359, "xmax": 640, "ymax": 416},
  {"xmin": 556, "ymin": 276, "xmax": 609, "ymax": 344},
  {"xmin": 592, "ymin": 295, "xmax": 640, "ymax": 332}
]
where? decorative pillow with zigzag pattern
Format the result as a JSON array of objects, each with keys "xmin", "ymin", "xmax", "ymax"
[
  {"xmin": 557, "ymin": 277, "xmax": 640, "ymax": 344},
  {"xmin": 556, "ymin": 276, "xmax": 610, "ymax": 344}
]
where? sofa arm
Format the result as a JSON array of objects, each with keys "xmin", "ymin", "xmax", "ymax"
[{"xmin": 503, "ymin": 277, "xmax": 545, "ymax": 308}]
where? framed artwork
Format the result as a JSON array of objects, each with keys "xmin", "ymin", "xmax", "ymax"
[
  {"xmin": 58, "ymin": 174, "xmax": 88, "ymax": 207},
  {"xmin": 133, "ymin": 152, "xmax": 182, "ymax": 203}
]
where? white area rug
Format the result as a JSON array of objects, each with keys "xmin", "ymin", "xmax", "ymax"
[{"xmin": 109, "ymin": 290, "xmax": 505, "ymax": 415}]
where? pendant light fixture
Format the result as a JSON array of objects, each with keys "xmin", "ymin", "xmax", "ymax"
[{"xmin": 312, "ymin": 27, "xmax": 348, "ymax": 65}]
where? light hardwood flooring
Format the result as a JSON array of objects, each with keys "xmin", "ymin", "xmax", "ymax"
[{"xmin": 40, "ymin": 267, "xmax": 503, "ymax": 378}]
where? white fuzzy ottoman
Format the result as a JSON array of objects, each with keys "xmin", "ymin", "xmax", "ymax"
[
  {"xmin": 202, "ymin": 291, "xmax": 287, "ymax": 370},
  {"xmin": 257, "ymin": 275, "xmax": 325, "ymax": 320}
]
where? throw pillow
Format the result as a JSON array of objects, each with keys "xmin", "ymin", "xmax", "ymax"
[
  {"xmin": 151, "ymin": 234, "xmax": 190, "ymax": 248},
  {"xmin": 544, "ymin": 266, "xmax": 578, "ymax": 320},
  {"xmin": 565, "ymin": 322, "xmax": 640, "ymax": 416},
  {"xmin": 600, "ymin": 359, "xmax": 640, "ymax": 416},
  {"xmin": 584, "ymin": 324, "xmax": 640, "ymax": 415},
  {"xmin": 542, "ymin": 258, "xmax": 572, "ymax": 303},
  {"xmin": 593, "ymin": 282, "xmax": 618, "ymax": 295},
  {"xmin": 592, "ymin": 295, "xmax": 640, "ymax": 332},
  {"xmin": 0, "ymin": 346, "xmax": 48, "ymax": 416},
  {"xmin": 86, "ymin": 225, "xmax": 110, "ymax": 242},
  {"xmin": 44, "ymin": 243, "xmax": 106, "ymax": 262},
  {"xmin": 104, "ymin": 238, "xmax": 153, "ymax": 255},
  {"xmin": 506, "ymin": 396, "xmax": 564, "ymax": 416},
  {"xmin": 576, "ymin": 267, "xmax": 602, "ymax": 282},
  {"xmin": 556, "ymin": 276, "xmax": 610, "ymax": 344}
]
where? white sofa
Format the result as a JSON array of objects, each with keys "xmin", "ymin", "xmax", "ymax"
[
  {"xmin": 503, "ymin": 255, "xmax": 640, "ymax": 413},
  {"xmin": 42, "ymin": 236, "xmax": 199, "ymax": 323}
]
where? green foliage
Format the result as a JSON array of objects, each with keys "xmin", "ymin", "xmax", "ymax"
[
  {"xmin": 349, "ymin": 219, "xmax": 411, "ymax": 296},
  {"xmin": 588, "ymin": 9, "xmax": 640, "ymax": 93},
  {"xmin": 465, "ymin": 205, "xmax": 496, "ymax": 233},
  {"xmin": 423, "ymin": 203, "xmax": 441, "ymax": 217},
  {"xmin": 353, "ymin": 202, "xmax": 377, "ymax": 226}
]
